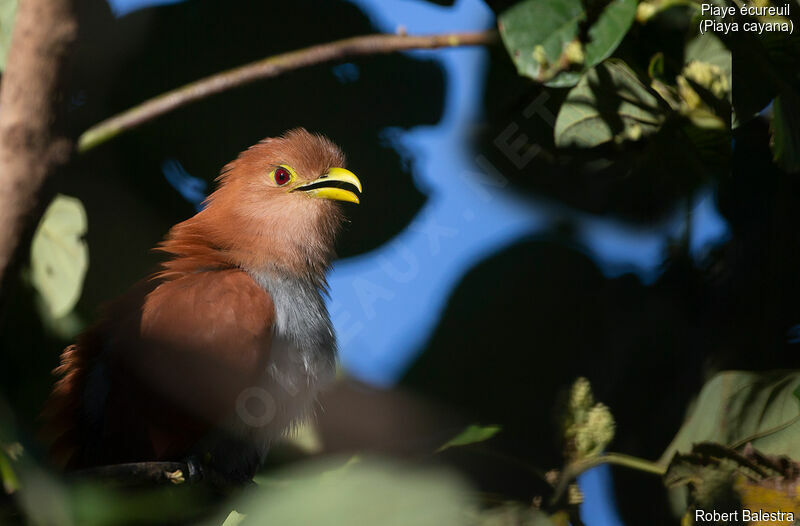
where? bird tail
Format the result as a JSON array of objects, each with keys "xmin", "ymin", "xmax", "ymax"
[{"xmin": 40, "ymin": 328, "xmax": 103, "ymax": 468}]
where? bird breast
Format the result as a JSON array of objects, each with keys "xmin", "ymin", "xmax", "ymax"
[{"xmin": 228, "ymin": 270, "xmax": 337, "ymax": 460}]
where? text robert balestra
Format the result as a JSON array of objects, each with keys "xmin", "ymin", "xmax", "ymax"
[{"xmin": 695, "ymin": 509, "xmax": 795, "ymax": 523}]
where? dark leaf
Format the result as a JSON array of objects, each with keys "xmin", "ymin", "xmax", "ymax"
[
  {"xmin": 661, "ymin": 371, "xmax": 800, "ymax": 466},
  {"xmin": 554, "ymin": 60, "xmax": 666, "ymax": 148},
  {"xmin": 770, "ymin": 92, "xmax": 800, "ymax": 174},
  {"xmin": 499, "ymin": 0, "xmax": 636, "ymax": 87},
  {"xmin": 437, "ymin": 424, "xmax": 502, "ymax": 453}
]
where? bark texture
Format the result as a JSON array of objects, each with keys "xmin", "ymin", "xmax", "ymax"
[{"xmin": 0, "ymin": 0, "xmax": 78, "ymax": 288}]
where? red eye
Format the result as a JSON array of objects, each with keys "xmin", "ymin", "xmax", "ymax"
[{"xmin": 274, "ymin": 167, "xmax": 291, "ymax": 186}]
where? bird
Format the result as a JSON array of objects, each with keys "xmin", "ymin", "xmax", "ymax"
[{"xmin": 42, "ymin": 128, "xmax": 362, "ymax": 483}]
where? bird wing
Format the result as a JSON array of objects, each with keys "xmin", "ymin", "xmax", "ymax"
[
  {"xmin": 44, "ymin": 268, "xmax": 276, "ymax": 467},
  {"xmin": 119, "ymin": 269, "xmax": 276, "ymax": 451}
]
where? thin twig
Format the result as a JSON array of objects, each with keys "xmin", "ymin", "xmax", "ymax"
[
  {"xmin": 727, "ymin": 412, "xmax": 800, "ymax": 451},
  {"xmin": 551, "ymin": 452, "xmax": 666, "ymax": 505},
  {"xmin": 78, "ymin": 30, "xmax": 498, "ymax": 153}
]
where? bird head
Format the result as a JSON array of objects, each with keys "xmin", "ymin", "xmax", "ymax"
[{"xmin": 162, "ymin": 128, "xmax": 362, "ymax": 279}]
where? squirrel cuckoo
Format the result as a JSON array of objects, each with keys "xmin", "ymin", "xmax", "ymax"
[{"xmin": 42, "ymin": 128, "xmax": 362, "ymax": 482}]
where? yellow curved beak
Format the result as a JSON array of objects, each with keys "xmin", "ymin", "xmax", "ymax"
[{"xmin": 292, "ymin": 167, "xmax": 362, "ymax": 204}]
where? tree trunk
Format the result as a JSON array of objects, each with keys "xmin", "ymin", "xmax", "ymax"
[{"xmin": 0, "ymin": 0, "xmax": 79, "ymax": 290}]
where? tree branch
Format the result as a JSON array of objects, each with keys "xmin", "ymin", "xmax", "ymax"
[
  {"xmin": 73, "ymin": 460, "xmax": 240, "ymax": 490},
  {"xmin": 78, "ymin": 30, "xmax": 497, "ymax": 152},
  {"xmin": 73, "ymin": 461, "xmax": 203, "ymax": 487},
  {"xmin": 0, "ymin": 0, "xmax": 78, "ymax": 289},
  {"xmin": 551, "ymin": 452, "xmax": 666, "ymax": 505}
]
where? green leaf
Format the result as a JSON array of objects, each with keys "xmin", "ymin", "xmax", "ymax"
[
  {"xmin": 499, "ymin": 0, "xmax": 637, "ymax": 87},
  {"xmin": 684, "ymin": 32, "xmax": 733, "ymax": 125},
  {"xmin": 684, "ymin": 32, "xmax": 731, "ymax": 80},
  {"xmin": 0, "ymin": 0, "xmax": 16, "ymax": 71},
  {"xmin": 474, "ymin": 503, "xmax": 560, "ymax": 525},
  {"xmin": 30, "ymin": 194, "xmax": 89, "ymax": 319},
  {"xmin": 660, "ymin": 371, "xmax": 800, "ymax": 466},
  {"xmin": 554, "ymin": 59, "xmax": 667, "ymax": 148},
  {"xmin": 209, "ymin": 457, "xmax": 473, "ymax": 526},
  {"xmin": 726, "ymin": 19, "xmax": 797, "ymax": 123},
  {"xmin": 437, "ymin": 425, "xmax": 502, "ymax": 453},
  {"xmin": 770, "ymin": 92, "xmax": 800, "ymax": 174},
  {"xmin": 648, "ymin": 52, "xmax": 665, "ymax": 80},
  {"xmin": 0, "ymin": 447, "xmax": 19, "ymax": 494},
  {"xmin": 221, "ymin": 511, "xmax": 247, "ymax": 526}
]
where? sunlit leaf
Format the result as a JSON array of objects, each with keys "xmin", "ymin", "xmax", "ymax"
[
  {"xmin": 221, "ymin": 510, "xmax": 246, "ymax": 526},
  {"xmin": 0, "ymin": 0, "xmax": 16, "ymax": 71},
  {"xmin": 499, "ymin": 0, "xmax": 637, "ymax": 87},
  {"xmin": 0, "ymin": 400, "xmax": 21, "ymax": 495},
  {"xmin": 0, "ymin": 447, "xmax": 18, "ymax": 494},
  {"xmin": 437, "ymin": 424, "xmax": 502, "ymax": 453},
  {"xmin": 684, "ymin": 32, "xmax": 731, "ymax": 81},
  {"xmin": 30, "ymin": 194, "xmax": 89, "ymax": 319},
  {"xmin": 554, "ymin": 59, "xmax": 666, "ymax": 148},
  {"xmin": 211, "ymin": 457, "xmax": 473, "ymax": 526},
  {"xmin": 474, "ymin": 503, "xmax": 559, "ymax": 525},
  {"xmin": 661, "ymin": 371, "xmax": 800, "ymax": 466}
]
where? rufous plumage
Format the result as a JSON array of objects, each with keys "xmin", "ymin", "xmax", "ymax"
[{"xmin": 43, "ymin": 128, "xmax": 362, "ymax": 482}]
